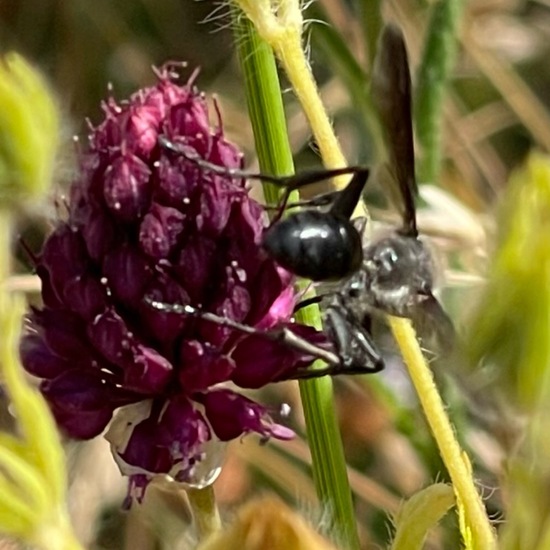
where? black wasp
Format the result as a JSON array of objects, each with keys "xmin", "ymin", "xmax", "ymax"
[{"xmin": 149, "ymin": 23, "xmax": 453, "ymax": 379}]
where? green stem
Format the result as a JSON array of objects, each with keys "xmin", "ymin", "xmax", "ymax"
[
  {"xmin": 233, "ymin": 12, "xmax": 360, "ymax": 550},
  {"xmin": 187, "ymin": 486, "xmax": 221, "ymax": 540},
  {"xmin": 234, "ymin": 13, "xmax": 294, "ymax": 194},
  {"xmin": 415, "ymin": 0, "xmax": 465, "ymax": 184},
  {"xmin": 389, "ymin": 317, "xmax": 496, "ymax": 549}
]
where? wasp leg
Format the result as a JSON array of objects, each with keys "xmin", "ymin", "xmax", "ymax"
[
  {"xmin": 324, "ymin": 300, "xmax": 384, "ymax": 374},
  {"xmin": 145, "ymin": 297, "xmax": 383, "ymax": 380},
  {"xmin": 159, "ymin": 134, "xmax": 369, "ymax": 224},
  {"xmin": 269, "ymin": 169, "xmax": 369, "ymax": 225},
  {"xmin": 264, "ymin": 190, "xmax": 341, "ymax": 211},
  {"xmin": 293, "ymin": 295, "xmax": 325, "ymax": 313},
  {"xmin": 145, "ymin": 297, "xmax": 342, "ymax": 368}
]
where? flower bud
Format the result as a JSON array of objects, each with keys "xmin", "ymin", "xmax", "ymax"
[{"xmin": 22, "ymin": 65, "xmax": 327, "ymax": 501}]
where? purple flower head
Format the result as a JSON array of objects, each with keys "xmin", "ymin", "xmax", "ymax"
[{"xmin": 21, "ymin": 65, "xmax": 327, "ymax": 500}]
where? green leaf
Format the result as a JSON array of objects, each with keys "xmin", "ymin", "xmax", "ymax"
[{"xmin": 390, "ymin": 483, "xmax": 455, "ymax": 550}]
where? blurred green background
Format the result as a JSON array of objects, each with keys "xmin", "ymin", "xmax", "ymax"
[
  {"xmin": 3, "ymin": 0, "xmax": 550, "ymax": 548},
  {"xmin": 3, "ymin": 0, "xmax": 550, "ymax": 195}
]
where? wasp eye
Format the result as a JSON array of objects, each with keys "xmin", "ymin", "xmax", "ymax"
[{"xmin": 377, "ymin": 247, "xmax": 398, "ymax": 273}]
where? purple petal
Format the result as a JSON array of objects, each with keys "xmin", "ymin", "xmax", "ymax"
[
  {"xmin": 225, "ymin": 198, "xmax": 265, "ymax": 249},
  {"xmin": 103, "ymin": 244, "xmax": 153, "ymax": 305},
  {"xmin": 20, "ymin": 334, "xmax": 72, "ymax": 379},
  {"xmin": 168, "ymin": 99, "xmax": 210, "ymax": 143},
  {"xmin": 124, "ymin": 345, "xmax": 174, "ymax": 395},
  {"xmin": 62, "ymin": 274, "xmax": 108, "ymax": 320},
  {"xmin": 156, "ymin": 74, "xmax": 193, "ymax": 107},
  {"xmin": 33, "ymin": 309, "xmax": 90, "ymax": 360},
  {"xmin": 231, "ymin": 324, "xmax": 326, "ymax": 388},
  {"xmin": 208, "ymin": 133, "xmax": 244, "ymax": 172},
  {"xmin": 78, "ymin": 206, "xmax": 119, "ymax": 262},
  {"xmin": 245, "ymin": 261, "xmax": 288, "ymax": 326},
  {"xmin": 199, "ymin": 282, "xmax": 250, "ymax": 347},
  {"xmin": 35, "ymin": 265, "xmax": 64, "ymax": 309},
  {"xmin": 41, "ymin": 370, "xmax": 131, "ymax": 439},
  {"xmin": 41, "ymin": 224, "xmax": 88, "ymax": 273},
  {"xmin": 41, "ymin": 369, "xmax": 127, "ymax": 411},
  {"xmin": 255, "ymin": 285, "xmax": 296, "ymax": 330},
  {"xmin": 91, "ymin": 101, "xmax": 123, "ymax": 150},
  {"xmin": 220, "ymin": 201, "xmax": 266, "ymax": 280},
  {"xmin": 86, "ymin": 309, "xmax": 173, "ymax": 393},
  {"xmin": 120, "ymin": 105, "xmax": 162, "ymax": 156},
  {"xmin": 178, "ymin": 340, "xmax": 235, "ymax": 392},
  {"xmin": 174, "ymin": 236, "xmax": 219, "ymax": 303},
  {"xmin": 195, "ymin": 179, "xmax": 232, "ymax": 236},
  {"xmin": 41, "ymin": 224, "xmax": 89, "ymax": 301},
  {"xmin": 201, "ymin": 389, "xmax": 294, "ymax": 441},
  {"xmin": 139, "ymin": 203, "xmax": 186, "ymax": 259},
  {"xmin": 103, "ymin": 153, "xmax": 151, "ymax": 221},
  {"xmin": 230, "ymin": 334, "xmax": 301, "ymax": 389},
  {"xmin": 140, "ymin": 274, "xmax": 190, "ymax": 345},
  {"xmin": 48, "ymin": 401, "xmax": 114, "ymax": 439},
  {"xmin": 87, "ymin": 308, "xmax": 135, "ymax": 368},
  {"xmin": 155, "ymin": 155, "xmax": 196, "ymax": 205},
  {"xmin": 109, "ymin": 397, "xmax": 210, "ymax": 477}
]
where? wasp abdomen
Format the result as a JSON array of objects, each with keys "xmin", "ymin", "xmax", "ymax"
[{"xmin": 262, "ymin": 210, "xmax": 363, "ymax": 281}]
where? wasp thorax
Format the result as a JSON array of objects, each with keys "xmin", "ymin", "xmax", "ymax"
[{"xmin": 359, "ymin": 235, "xmax": 435, "ymax": 316}]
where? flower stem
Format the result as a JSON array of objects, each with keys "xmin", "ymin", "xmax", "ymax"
[
  {"xmin": 233, "ymin": 11, "xmax": 294, "ymax": 193},
  {"xmin": 232, "ymin": 2, "xmax": 495, "ymax": 548},
  {"xmin": 187, "ymin": 486, "xmax": 221, "ymax": 540},
  {"xmin": 389, "ymin": 317, "xmax": 497, "ymax": 549},
  {"xmin": 233, "ymin": 11, "xmax": 360, "ymax": 550},
  {"xmin": 233, "ymin": 0, "xmax": 365, "ymax": 213},
  {"xmin": 270, "ymin": 32, "xmax": 345, "ymax": 172}
]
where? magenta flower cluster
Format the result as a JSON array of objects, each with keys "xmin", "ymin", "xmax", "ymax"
[{"xmin": 20, "ymin": 66, "xmax": 322, "ymax": 498}]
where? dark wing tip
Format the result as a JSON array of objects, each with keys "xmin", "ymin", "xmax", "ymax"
[{"xmin": 371, "ymin": 23, "xmax": 418, "ymax": 238}]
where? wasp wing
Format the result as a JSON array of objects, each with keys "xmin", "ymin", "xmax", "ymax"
[
  {"xmin": 371, "ymin": 23, "xmax": 418, "ymax": 237},
  {"xmin": 412, "ymin": 292, "xmax": 456, "ymax": 353}
]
